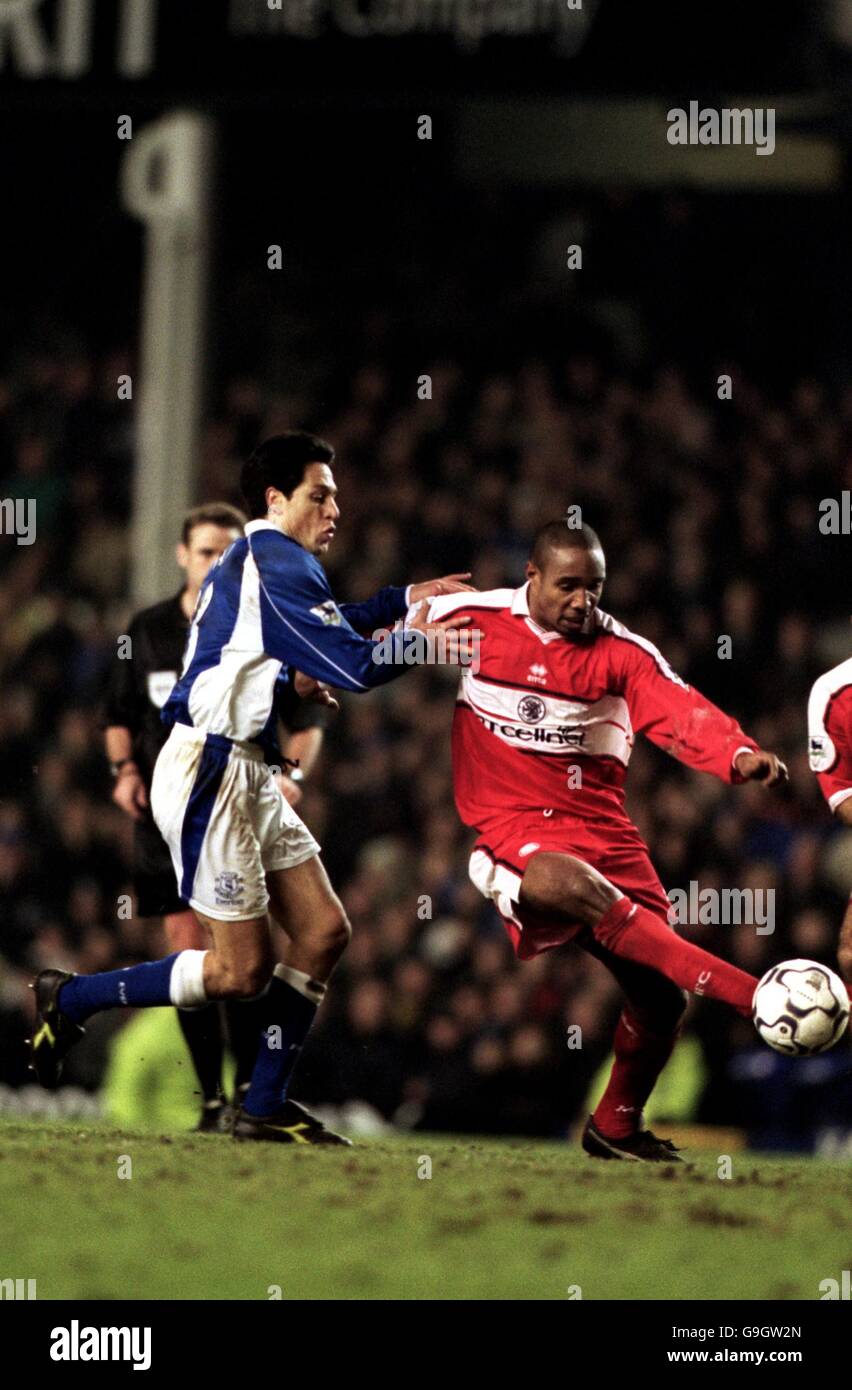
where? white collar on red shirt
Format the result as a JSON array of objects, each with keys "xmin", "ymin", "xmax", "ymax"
[
  {"xmin": 511, "ymin": 581, "xmax": 600, "ymax": 643},
  {"xmin": 511, "ymin": 582, "xmax": 563, "ymax": 644},
  {"xmin": 510, "ymin": 582, "xmax": 531, "ymax": 617}
]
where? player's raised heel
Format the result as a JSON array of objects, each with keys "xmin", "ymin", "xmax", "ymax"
[
  {"xmin": 232, "ymin": 1098, "xmax": 352, "ymax": 1146},
  {"xmin": 28, "ymin": 969, "xmax": 86, "ymax": 1089},
  {"xmin": 581, "ymin": 1115, "xmax": 683, "ymax": 1163}
]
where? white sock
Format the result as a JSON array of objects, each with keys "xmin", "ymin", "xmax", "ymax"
[
  {"xmin": 273, "ymin": 962, "xmax": 326, "ymax": 1006},
  {"xmin": 169, "ymin": 949, "xmax": 208, "ymax": 1008}
]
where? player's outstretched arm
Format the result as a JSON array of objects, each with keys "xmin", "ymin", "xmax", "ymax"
[
  {"xmin": 408, "ymin": 573, "xmax": 475, "ymax": 603},
  {"xmin": 620, "ymin": 634, "xmax": 786, "ymax": 786},
  {"xmin": 338, "ymin": 573, "xmax": 474, "ymax": 633},
  {"xmin": 252, "ymin": 533, "xmax": 470, "ymax": 692},
  {"xmin": 405, "ymin": 599, "xmax": 475, "ymax": 665},
  {"xmin": 292, "ymin": 604, "xmax": 473, "ymax": 704},
  {"xmin": 732, "ymin": 748, "xmax": 788, "ymax": 786}
]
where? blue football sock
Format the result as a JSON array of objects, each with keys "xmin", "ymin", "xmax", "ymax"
[
  {"xmin": 242, "ymin": 977, "xmax": 318, "ymax": 1117},
  {"xmin": 59, "ymin": 953, "xmax": 181, "ymax": 1025}
]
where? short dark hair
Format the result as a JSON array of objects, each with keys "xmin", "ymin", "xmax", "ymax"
[
  {"xmin": 530, "ymin": 519, "xmax": 604, "ymax": 571},
  {"xmin": 240, "ymin": 432, "xmax": 335, "ymax": 520},
  {"xmin": 182, "ymin": 502, "xmax": 247, "ymax": 546}
]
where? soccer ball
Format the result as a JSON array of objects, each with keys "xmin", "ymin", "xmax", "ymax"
[{"xmin": 752, "ymin": 959, "xmax": 849, "ymax": 1056}]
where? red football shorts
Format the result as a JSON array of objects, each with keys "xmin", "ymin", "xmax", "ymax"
[{"xmin": 469, "ymin": 809, "xmax": 672, "ymax": 959}]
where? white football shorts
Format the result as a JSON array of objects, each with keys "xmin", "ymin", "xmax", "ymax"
[{"xmin": 150, "ymin": 722, "xmax": 320, "ymax": 922}]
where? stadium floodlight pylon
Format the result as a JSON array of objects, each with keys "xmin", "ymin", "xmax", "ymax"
[{"xmin": 121, "ymin": 110, "xmax": 213, "ymax": 609}]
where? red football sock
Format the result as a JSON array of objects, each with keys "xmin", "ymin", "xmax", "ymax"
[
  {"xmin": 593, "ymin": 1006, "xmax": 681, "ymax": 1139},
  {"xmin": 593, "ymin": 897, "xmax": 757, "ymax": 1018}
]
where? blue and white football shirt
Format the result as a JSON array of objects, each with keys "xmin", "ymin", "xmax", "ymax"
[{"xmin": 163, "ymin": 520, "xmax": 410, "ymax": 751}]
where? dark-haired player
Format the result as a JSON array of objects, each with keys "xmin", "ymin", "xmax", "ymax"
[
  {"xmin": 807, "ymin": 658, "xmax": 852, "ymax": 984},
  {"xmin": 423, "ymin": 520, "xmax": 788, "ymax": 1162},
  {"xmin": 103, "ymin": 502, "xmax": 334, "ymax": 1130},
  {"xmin": 32, "ymin": 432, "xmax": 472, "ymax": 1145}
]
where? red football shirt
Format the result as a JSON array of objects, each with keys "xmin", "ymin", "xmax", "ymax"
[
  {"xmin": 425, "ymin": 584, "xmax": 758, "ymax": 836},
  {"xmin": 808, "ymin": 658, "xmax": 852, "ymax": 814}
]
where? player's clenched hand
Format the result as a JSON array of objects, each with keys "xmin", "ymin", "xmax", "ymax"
[
  {"xmin": 408, "ymin": 573, "xmax": 476, "ymax": 603},
  {"xmin": 293, "ymin": 671, "xmax": 340, "ymax": 713},
  {"xmin": 112, "ymin": 766, "xmax": 148, "ymax": 821},
  {"xmin": 406, "ymin": 601, "xmax": 479, "ymax": 665},
  {"xmin": 734, "ymin": 749, "xmax": 789, "ymax": 787}
]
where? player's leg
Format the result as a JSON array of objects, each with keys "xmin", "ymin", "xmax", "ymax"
[
  {"xmin": 50, "ymin": 855, "xmax": 274, "ymax": 1021},
  {"xmin": 28, "ymin": 911, "xmax": 271, "ymax": 1088},
  {"xmin": 576, "ymin": 932, "xmax": 688, "ymax": 1155},
  {"xmin": 133, "ymin": 812, "xmax": 228, "ymax": 1129},
  {"xmin": 224, "ymin": 868, "xmax": 347, "ymax": 1109},
  {"xmin": 224, "ymin": 992, "xmax": 265, "ymax": 1110},
  {"xmin": 469, "ymin": 836, "xmax": 690, "ymax": 1159},
  {"xmin": 230, "ymin": 856, "xmax": 350, "ymax": 1136},
  {"xmin": 164, "ymin": 908, "xmax": 208, "ymax": 953},
  {"xmin": 163, "ymin": 907, "xmax": 228, "ymax": 1130},
  {"xmin": 30, "ymin": 730, "xmax": 277, "ymax": 1085},
  {"xmin": 221, "ymin": 759, "xmax": 351, "ymax": 1143},
  {"xmin": 518, "ymin": 851, "xmax": 758, "ymax": 1016}
]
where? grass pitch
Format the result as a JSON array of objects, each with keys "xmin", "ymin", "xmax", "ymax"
[{"xmin": 2, "ymin": 1120, "xmax": 850, "ymax": 1300}]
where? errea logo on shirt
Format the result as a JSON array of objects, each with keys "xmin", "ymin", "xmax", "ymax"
[
  {"xmin": 310, "ymin": 600, "xmax": 342, "ymax": 626},
  {"xmin": 527, "ymin": 664, "xmax": 548, "ymax": 686}
]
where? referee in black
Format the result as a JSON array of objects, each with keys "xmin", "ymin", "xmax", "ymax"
[{"xmin": 102, "ymin": 502, "xmax": 333, "ymax": 1129}]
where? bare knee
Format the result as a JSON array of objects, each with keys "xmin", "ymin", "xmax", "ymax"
[
  {"xmin": 215, "ymin": 952, "xmax": 274, "ymax": 999},
  {"xmin": 838, "ymin": 943, "xmax": 852, "ymax": 987},
  {"xmin": 276, "ymin": 907, "xmax": 351, "ymax": 981},
  {"xmin": 311, "ymin": 907, "xmax": 351, "ymax": 963},
  {"xmin": 519, "ymin": 853, "xmax": 618, "ymax": 927}
]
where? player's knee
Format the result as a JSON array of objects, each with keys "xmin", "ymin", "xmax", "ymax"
[
  {"xmin": 521, "ymin": 853, "xmax": 616, "ymax": 926},
  {"xmin": 316, "ymin": 906, "xmax": 351, "ymax": 960},
  {"xmin": 838, "ymin": 941, "xmax": 852, "ymax": 985},
  {"xmin": 218, "ymin": 952, "xmax": 274, "ymax": 999}
]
